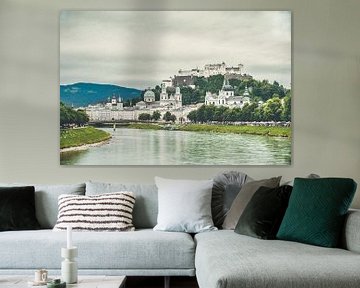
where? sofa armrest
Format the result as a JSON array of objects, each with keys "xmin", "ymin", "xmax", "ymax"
[{"xmin": 342, "ymin": 209, "xmax": 360, "ymax": 253}]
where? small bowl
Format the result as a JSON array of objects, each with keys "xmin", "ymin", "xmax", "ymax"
[{"xmin": 47, "ymin": 279, "xmax": 66, "ymax": 288}]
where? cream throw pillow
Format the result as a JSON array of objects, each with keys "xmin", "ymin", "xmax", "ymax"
[
  {"xmin": 154, "ymin": 177, "xmax": 217, "ymax": 233},
  {"xmin": 53, "ymin": 192, "xmax": 136, "ymax": 231}
]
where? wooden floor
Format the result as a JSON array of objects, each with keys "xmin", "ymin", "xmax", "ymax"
[{"xmin": 126, "ymin": 276, "xmax": 199, "ymax": 288}]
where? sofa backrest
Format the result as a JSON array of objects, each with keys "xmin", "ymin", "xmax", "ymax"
[
  {"xmin": 86, "ymin": 181, "xmax": 158, "ymax": 229},
  {"xmin": 0, "ymin": 183, "xmax": 86, "ymax": 228}
]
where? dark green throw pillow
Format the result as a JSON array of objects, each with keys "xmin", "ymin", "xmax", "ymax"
[
  {"xmin": 0, "ymin": 186, "xmax": 41, "ymax": 231},
  {"xmin": 277, "ymin": 178, "xmax": 357, "ymax": 247},
  {"xmin": 235, "ymin": 185, "xmax": 293, "ymax": 239}
]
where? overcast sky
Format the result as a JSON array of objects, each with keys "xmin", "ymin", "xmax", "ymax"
[{"xmin": 60, "ymin": 11, "xmax": 291, "ymax": 89}]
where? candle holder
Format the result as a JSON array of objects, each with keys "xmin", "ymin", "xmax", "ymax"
[{"xmin": 61, "ymin": 247, "xmax": 78, "ymax": 284}]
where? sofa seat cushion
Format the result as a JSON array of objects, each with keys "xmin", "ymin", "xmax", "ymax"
[
  {"xmin": 195, "ymin": 230, "xmax": 360, "ymax": 288},
  {"xmin": 0, "ymin": 229, "xmax": 195, "ymax": 270}
]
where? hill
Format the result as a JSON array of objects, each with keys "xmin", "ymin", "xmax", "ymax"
[{"xmin": 60, "ymin": 82, "xmax": 142, "ymax": 107}]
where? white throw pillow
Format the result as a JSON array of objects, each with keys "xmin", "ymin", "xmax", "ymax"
[
  {"xmin": 153, "ymin": 177, "xmax": 217, "ymax": 233},
  {"xmin": 53, "ymin": 192, "xmax": 135, "ymax": 232}
]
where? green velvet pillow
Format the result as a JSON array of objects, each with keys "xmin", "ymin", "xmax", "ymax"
[
  {"xmin": 0, "ymin": 186, "xmax": 41, "ymax": 231},
  {"xmin": 277, "ymin": 178, "xmax": 357, "ymax": 247}
]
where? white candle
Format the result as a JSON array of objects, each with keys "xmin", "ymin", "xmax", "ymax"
[{"xmin": 67, "ymin": 225, "xmax": 72, "ymax": 249}]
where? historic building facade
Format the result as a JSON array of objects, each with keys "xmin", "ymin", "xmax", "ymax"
[
  {"xmin": 86, "ymin": 86, "xmax": 184, "ymax": 122},
  {"xmin": 205, "ymin": 79, "xmax": 251, "ymax": 108}
]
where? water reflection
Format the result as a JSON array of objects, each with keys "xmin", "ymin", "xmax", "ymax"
[{"xmin": 60, "ymin": 128, "xmax": 291, "ymax": 165}]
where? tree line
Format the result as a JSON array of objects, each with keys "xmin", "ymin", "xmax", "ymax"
[
  {"xmin": 187, "ymin": 96, "xmax": 291, "ymax": 123},
  {"xmin": 138, "ymin": 111, "xmax": 177, "ymax": 122},
  {"xmin": 60, "ymin": 102, "xmax": 89, "ymax": 127}
]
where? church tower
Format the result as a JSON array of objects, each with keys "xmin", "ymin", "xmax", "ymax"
[
  {"xmin": 175, "ymin": 86, "xmax": 182, "ymax": 108},
  {"xmin": 160, "ymin": 82, "xmax": 168, "ymax": 106}
]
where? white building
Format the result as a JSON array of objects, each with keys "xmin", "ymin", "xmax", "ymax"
[
  {"xmin": 205, "ymin": 79, "xmax": 251, "ymax": 108},
  {"xmin": 86, "ymin": 86, "xmax": 184, "ymax": 122},
  {"xmin": 160, "ymin": 83, "xmax": 182, "ymax": 108},
  {"xmin": 105, "ymin": 95, "xmax": 123, "ymax": 110}
]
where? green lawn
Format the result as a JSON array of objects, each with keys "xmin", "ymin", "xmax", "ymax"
[
  {"xmin": 180, "ymin": 124, "xmax": 291, "ymax": 137},
  {"xmin": 126, "ymin": 123, "xmax": 291, "ymax": 137},
  {"xmin": 127, "ymin": 123, "xmax": 163, "ymax": 130},
  {"xmin": 60, "ymin": 127, "xmax": 111, "ymax": 149}
]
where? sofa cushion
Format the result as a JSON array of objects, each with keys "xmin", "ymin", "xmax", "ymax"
[
  {"xmin": 234, "ymin": 185, "xmax": 292, "ymax": 239},
  {"xmin": 154, "ymin": 177, "xmax": 216, "ymax": 233},
  {"xmin": 0, "ymin": 186, "xmax": 40, "ymax": 231},
  {"xmin": 342, "ymin": 209, "xmax": 360, "ymax": 253},
  {"xmin": 212, "ymin": 171, "xmax": 250, "ymax": 228},
  {"xmin": 0, "ymin": 183, "xmax": 85, "ymax": 229},
  {"xmin": 0, "ymin": 229, "xmax": 195, "ymax": 271},
  {"xmin": 277, "ymin": 178, "xmax": 357, "ymax": 247},
  {"xmin": 86, "ymin": 182, "xmax": 158, "ymax": 229},
  {"xmin": 222, "ymin": 177, "xmax": 281, "ymax": 229},
  {"xmin": 53, "ymin": 192, "xmax": 136, "ymax": 232},
  {"xmin": 195, "ymin": 230, "xmax": 360, "ymax": 288}
]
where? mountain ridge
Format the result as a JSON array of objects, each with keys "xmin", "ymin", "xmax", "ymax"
[{"xmin": 60, "ymin": 82, "xmax": 142, "ymax": 107}]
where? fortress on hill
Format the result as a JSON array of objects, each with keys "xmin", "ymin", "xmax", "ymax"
[{"xmin": 172, "ymin": 62, "xmax": 252, "ymax": 87}]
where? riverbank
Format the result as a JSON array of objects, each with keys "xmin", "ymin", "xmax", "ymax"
[
  {"xmin": 127, "ymin": 123, "xmax": 291, "ymax": 137},
  {"xmin": 60, "ymin": 126, "xmax": 111, "ymax": 151}
]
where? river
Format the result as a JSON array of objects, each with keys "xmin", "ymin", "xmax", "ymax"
[{"xmin": 60, "ymin": 128, "xmax": 291, "ymax": 165}]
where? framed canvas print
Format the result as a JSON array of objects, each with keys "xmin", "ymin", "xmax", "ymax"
[{"xmin": 60, "ymin": 11, "xmax": 291, "ymax": 165}]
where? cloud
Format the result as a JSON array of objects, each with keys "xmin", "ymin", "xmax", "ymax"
[{"xmin": 60, "ymin": 11, "xmax": 291, "ymax": 88}]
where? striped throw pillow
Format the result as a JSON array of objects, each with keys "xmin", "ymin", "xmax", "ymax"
[{"xmin": 53, "ymin": 192, "xmax": 136, "ymax": 231}]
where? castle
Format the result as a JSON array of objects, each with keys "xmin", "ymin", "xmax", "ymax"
[
  {"xmin": 172, "ymin": 62, "xmax": 252, "ymax": 87},
  {"xmin": 178, "ymin": 62, "xmax": 243, "ymax": 78}
]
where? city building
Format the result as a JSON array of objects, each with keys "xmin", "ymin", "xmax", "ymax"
[
  {"xmin": 86, "ymin": 86, "xmax": 184, "ymax": 122},
  {"xmin": 205, "ymin": 78, "xmax": 251, "ymax": 108}
]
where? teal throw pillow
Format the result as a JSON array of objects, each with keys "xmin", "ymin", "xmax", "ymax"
[{"xmin": 277, "ymin": 178, "xmax": 357, "ymax": 247}]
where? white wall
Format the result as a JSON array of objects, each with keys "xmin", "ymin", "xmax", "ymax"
[{"xmin": 0, "ymin": 0, "xmax": 359, "ymax": 207}]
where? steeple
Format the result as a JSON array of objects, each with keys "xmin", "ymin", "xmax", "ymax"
[
  {"xmin": 222, "ymin": 77, "xmax": 233, "ymax": 91},
  {"xmin": 243, "ymin": 85, "xmax": 249, "ymax": 96}
]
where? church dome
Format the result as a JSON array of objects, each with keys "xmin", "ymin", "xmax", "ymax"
[{"xmin": 144, "ymin": 90, "xmax": 155, "ymax": 98}]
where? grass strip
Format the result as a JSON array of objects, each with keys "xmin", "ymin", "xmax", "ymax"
[
  {"xmin": 60, "ymin": 127, "xmax": 111, "ymax": 149},
  {"xmin": 126, "ymin": 123, "xmax": 291, "ymax": 137}
]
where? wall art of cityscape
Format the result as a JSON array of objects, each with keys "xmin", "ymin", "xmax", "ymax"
[{"xmin": 60, "ymin": 11, "xmax": 291, "ymax": 165}]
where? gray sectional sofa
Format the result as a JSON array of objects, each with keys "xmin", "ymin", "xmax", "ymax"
[{"xmin": 1, "ymin": 181, "xmax": 360, "ymax": 288}]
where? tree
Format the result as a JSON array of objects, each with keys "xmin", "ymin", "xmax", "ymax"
[
  {"xmin": 151, "ymin": 111, "xmax": 161, "ymax": 121},
  {"xmin": 206, "ymin": 75, "xmax": 224, "ymax": 93},
  {"xmin": 180, "ymin": 86, "xmax": 194, "ymax": 105},
  {"xmin": 138, "ymin": 113, "xmax": 151, "ymax": 121},
  {"xmin": 196, "ymin": 105, "xmax": 207, "ymax": 123},
  {"xmin": 281, "ymin": 94, "xmax": 291, "ymax": 121},
  {"xmin": 154, "ymin": 85, "xmax": 161, "ymax": 101},
  {"xmin": 187, "ymin": 110, "xmax": 197, "ymax": 123},
  {"xmin": 240, "ymin": 103, "xmax": 258, "ymax": 121},
  {"xmin": 262, "ymin": 97, "xmax": 283, "ymax": 121},
  {"xmin": 60, "ymin": 102, "xmax": 89, "ymax": 127},
  {"xmin": 163, "ymin": 111, "xmax": 176, "ymax": 122},
  {"xmin": 169, "ymin": 114, "xmax": 176, "ymax": 123}
]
